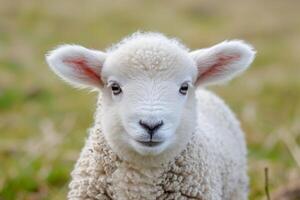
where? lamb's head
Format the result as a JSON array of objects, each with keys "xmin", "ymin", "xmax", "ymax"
[{"xmin": 46, "ymin": 33, "xmax": 255, "ymax": 166}]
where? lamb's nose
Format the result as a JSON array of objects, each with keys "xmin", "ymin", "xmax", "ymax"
[{"xmin": 139, "ymin": 120, "xmax": 164, "ymax": 136}]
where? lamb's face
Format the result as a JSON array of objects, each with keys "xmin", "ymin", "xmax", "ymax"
[
  {"xmin": 101, "ymin": 43, "xmax": 197, "ymax": 155},
  {"xmin": 46, "ymin": 32, "xmax": 255, "ymax": 164}
]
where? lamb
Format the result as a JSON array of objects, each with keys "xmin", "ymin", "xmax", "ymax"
[{"xmin": 46, "ymin": 32, "xmax": 255, "ymax": 200}]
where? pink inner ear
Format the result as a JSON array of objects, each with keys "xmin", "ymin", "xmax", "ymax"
[
  {"xmin": 63, "ymin": 58, "xmax": 101, "ymax": 83},
  {"xmin": 199, "ymin": 54, "xmax": 240, "ymax": 80}
]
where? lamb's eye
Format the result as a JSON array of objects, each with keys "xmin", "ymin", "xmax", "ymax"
[
  {"xmin": 179, "ymin": 82, "xmax": 189, "ymax": 95},
  {"xmin": 111, "ymin": 83, "xmax": 122, "ymax": 95}
]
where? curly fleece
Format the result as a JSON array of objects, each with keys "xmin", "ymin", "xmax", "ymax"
[{"xmin": 68, "ymin": 90, "xmax": 248, "ymax": 200}]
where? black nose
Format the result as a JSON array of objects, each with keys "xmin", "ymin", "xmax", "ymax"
[{"xmin": 139, "ymin": 120, "xmax": 164, "ymax": 136}]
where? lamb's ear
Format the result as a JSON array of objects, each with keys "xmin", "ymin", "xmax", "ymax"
[
  {"xmin": 190, "ymin": 40, "xmax": 255, "ymax": 86},
  {"xmin": 46, "ymin": 45, "xmax": 106, "ymax": 89}
]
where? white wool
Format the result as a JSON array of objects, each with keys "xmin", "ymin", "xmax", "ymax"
[
  {"xmin": 106, "ymin": 32, "xmax": 189, "ymax": 53},
  {"xmin": 46, "ymin": 32, "xmax": 255, "ymax": 200}
]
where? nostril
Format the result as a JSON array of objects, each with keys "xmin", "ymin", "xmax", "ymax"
[
  {"xmin": 139, "ymin": 120, "xmax": 164, "ymax": 135},
  {"xmin": 154, "ymin": 121, "xmax": 164, "ymax": 130}
]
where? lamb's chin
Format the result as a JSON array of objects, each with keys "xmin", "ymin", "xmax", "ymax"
[{"xmin": 129, "ymin": 139, "xmax": 171, "ymax": 156}]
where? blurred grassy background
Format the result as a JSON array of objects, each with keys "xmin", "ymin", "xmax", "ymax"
[{"xmin": 0, "ymin": 0, "xmax": 299, "ymax": 199}]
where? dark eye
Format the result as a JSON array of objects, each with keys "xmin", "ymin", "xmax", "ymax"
[
  {"xmin": 111, "ymin": 82, "xmax": 122, "ymax": 95},
  {"xmin": 179, "ymin": 82, "xmax": 189, "ymax": 95}
]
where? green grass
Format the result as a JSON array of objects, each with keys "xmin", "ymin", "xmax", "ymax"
[{"xmin": 0, "ymin": 0, "xmax": 299, "ymax": 199}]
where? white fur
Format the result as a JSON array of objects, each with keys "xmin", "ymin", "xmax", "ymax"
[{"xmin": 46, "ymin": 32, "xmax": 255, "ymax": 200}]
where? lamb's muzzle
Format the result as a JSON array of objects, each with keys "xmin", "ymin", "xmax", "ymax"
[{"xmin": 139, "ymin": 120, "xmax": 164, "ymax": 136}]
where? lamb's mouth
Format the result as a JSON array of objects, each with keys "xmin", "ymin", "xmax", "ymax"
[{"xmin": 136, "ymin": 140, "xmax": 163, "ymax": 147}]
